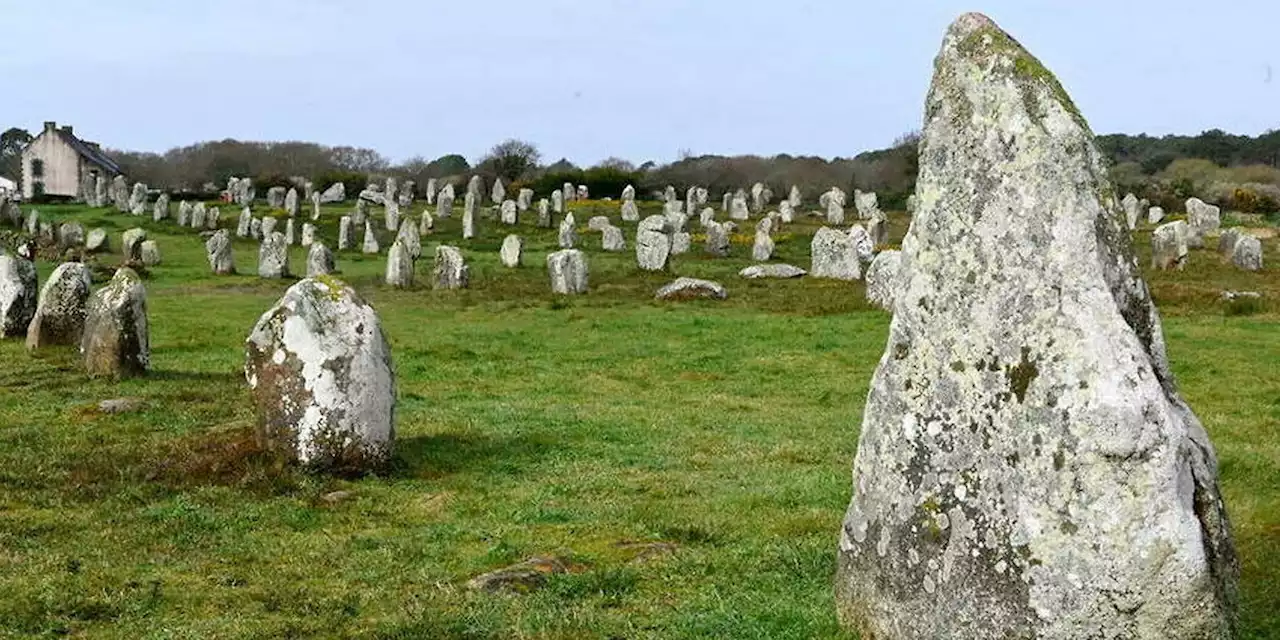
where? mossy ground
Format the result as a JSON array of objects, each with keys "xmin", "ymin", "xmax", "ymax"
[{"xmin": 0, "ymin": 201, "xmax": 1276, "ymax": 638}]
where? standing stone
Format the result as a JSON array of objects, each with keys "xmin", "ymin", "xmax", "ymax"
[
  {"xmin": 547, "ymin": 249, "xmax": 588, "ymax": 294},
  {"xmin": 301, "ymin": 223, "xmax": 317, "ymax": 248},
  {"xmin": 622, "ymin": 184, "xmax": 636, "ymax": 202},
  {"xmin": 236, "ymin": 177, "xmax": 256, "ymax": 206},
  {"xmin": 704, "ymin": 221, "xmax": 731, "ymax": 257},
  {"xmin": 122, "ymin": 228, "xmax": 147, "ymax": 260},
  {"xmin": 177, "ymin": 201, "xmax": 192, "ymax": 227},
  {"xmin": 384, "ymin": 240, "xmax": 414, "ymax": 289},
  {"xmin": 562, "ymin": 182, "xmax": 575, "ymax": 204},
  {"xmin": 788, "ymin": 185, "xmax": 802, "ymax": 208},
  {"xmin": 552, "ymin": 189, "xmax": 564, "ymax": 214},
  {"xmin": 152, "ymin": 193, "xmax": 170, "ymax": 222},
  {"xmin": 750, "ymin": 182, "xmax": 766, "ymax": 213},
  {"xmin": 237, "ymin": 208, "xmax": 252, "ymax": 238},
  {"xmin": 491, "ymin": 178, "xmax": 506, "ymax": 205},
  {"xmin": 111, "ymin": 176, "xmax": 129, "ymax": 212},
  {"xmin": 810, "ymin": 227, "xmax": 861, "ymax": 280},
  {"xmin": 260, "ymin": 217, "xmax": 279, "ymax": 240},
  {"xmin": 267, "ymin": 186, "xmax": 287, "ymax": 209},
  {"xmin": 621, "ymin": 199, "xmax": 639, "ymax": 222},
  {"xmin": 537, "ymin": 199, "xmax": 552, "ymax": 227},
  {"xmin": 577, "ymin": 185, "xmax": 589, "ymax": 200},
  {"xmin": 699, "ymin": 207, "xmax": 716, "ymax": 228},
  {"xmin": 636, "ymin": 215, "xmax": 672, "ymax": 271},
  {"xmin": 384, "ymin": 177, "xmax": 398, "ymax": 207},
  {"xmin": 338, "ymin": 216, "xmax": 353, "ymax": 250},
  {"xmin": 190, "ymin": 202, "xmax": 207, "ymax": 229},
  {"xmin": 307, "ymin": 242, "xmax": 336, "ymax": 277},
  {"xmin": 285, "ymin": 188, "xmax": 299, "ymax": 218},
  {"xmin": 436, "ymin": 188, "xmax": 455, "ymax": 219},
  {"xmin": 258, "ymin": 232, "xmax": 290, "ymax": 278},
  {"xmin": 362, "ymin": 221, "xmax": 380, "ymax": 254},
  {"xmin": 80, "ymin": 268, "xmax": 148, "ymax": 377},
  {"xmin": 1148, "ymin": 206, "xmax": 1165, "ymax": 225},
  {"xmin": 462, "ymin": 192, "xmax": 477, "ymax": 239},
  {"xmin": 385, "ymin": 197, "xmax": 402, "ymax": 232},
  {"xmin": 866, "ymin": 216, "xmax": 889, "ymax": 247},
  {"xmin": 1186, "ymin": 197, "xmax": 1221, "ymax": 247},
  {"xmin": 128, "ymin": 183, "xmax": 148, "ymax": 215},
  {"xmin": 779, "ymin": 200, "xmax": 795, "ymax": 224},
  {"xmin": 500, "ymin": 199, "xmax": 518, "ymax": 225},
  {"xmin": 433, "ymin": 246, "xmax": 469, "ymax": 290},
  {"xmin": 0, "ymin": 252, "xmax": 38, "ymax": 337},
  {"xmin": 353, "ymin": 198, "xmax": 369, "ymax": 227},
  {"xmin": 86, "ymin": 228, "xmax": 108, "ymax": 252},
  {"xmin": 835, "ymin": 14, "xmax": 1237, "ymax": 640},
  {"xmin": 1217, "ymin": 228, "xmax": 1242, "ymax": 258},
  {"xmin": 206, "ymin": 230, "xmax": 236, "ymax": 275},
  {"xmin": 284, "ymin": 218, "xmax": 296, "ymax": 246},
  {"xmin": 250, "ymin": 217, "xmax": 263, "ymax": 240},
  {"xmin": 1232, "ymin": 235, "xmax": 1263, "ymax": 271},
  {"xmin": 395, "ymin": 219, "xmax": 421, "ymax": 259},
  {"xmin": 139, "ymin": 241, "xmax": 161, "ymax": 266},
  {"xmin": 311, "ymin": 190, "xmax": 322, "ymax": 220},
  {"xmin": 24, "ymin": 209, "xmax": 38, "ymax": 235},
  {"xmin": 425, "ymin": 178, "xmax": 438, "ymax": 205},
  {"xmin": 659, "ymin": 185, "xmax": 675, "ymax": 204},
  {"xmin": 739, "ymin": 264, "xmax": 807, "ymax": 279},
  {"xmin": 752, "ymin": 218, "xmax": 774, "ymax": 261},
  {"xmin": 686, "ymin": 187, "xmax": 700, "ymax": 216},
  {"xmin": 58, "ymin": 222, "xmax": 86, "ymax": 249},
  {"xmin": 500, "ymin": 234, "xmax": 523, "ymax": 268},
  {"xmin": 26, "ymin": 262, "xmax": 92, "ymax": 350},
  {"xmin": 93, "ymin": 174, "xmax": 108, "ymax": 208},
  {"xmin": 1152, "ymin": 221, "xmax": 1190, "ymax": 270},
  {"xmin": 863, "ymin": 250, "xmax": 902, "ymax": 311},
  {"xmin": 730, "ymin": 190, "xmax": 750, "ymax": 220},
  {"xmin": 823, "ymin": 188, "xmax": 847, "ymax": 225},
  {"xmin": 601, "ymin": 225, "xmax": 626, "ymax": 252},
  {"xmin": 467, "ymin": 176, "xmax": 484, "ymax": 202},
  {"xmin": 671, "ymin": 232, "xmax": 691, "ymax": 255},
  {"xmin": 906, "ymin": 194, "xmax": 919, "ymax": 214},
  {"xmin": 206, "ymin": 206, "xmax": 221, "ymax": 230},
  {"xmin": 721, "ymin": 191, "xmax": 732, "ymax": 213},
  {"xmin": 517, "ymin": 188, "xmax": 534, "ymax": 212},
  {"xmin": 419, "ymin": 210, "xmax": 434, "ymax": 234},
  {"xmin": 320, "ymin": 181, "xmax": 345, "ymax": 203},
  {"xmin": 558, "ymin": 212, "xmax": 578, "ymax": 248},
  {"xmin": 244, "ymin": 277, "xmax": 395, "ymax": 470},
  {"xmin": 854, "ymin": 190, "xmax": 880, "ymax": 219},
  {"xmin": 1122, "ymin": 192, "xmax": 1141, "ymax": 230}
]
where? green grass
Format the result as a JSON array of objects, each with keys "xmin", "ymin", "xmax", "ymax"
[{"xmin": 0, "ymin": 202, "xmax": 1277, "ymax": 639}]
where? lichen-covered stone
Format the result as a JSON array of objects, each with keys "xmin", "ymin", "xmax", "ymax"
[
  {"xmin": 434, "ymin": 245, "xmax": 469, "ymax": 290},
  {"xmin": 139, "ymin": 240, "xmax": 161, "ymax": 266},
  {"xmin": 654, "ymin": 277, "xmax": 726, "ymax": 301},
  {"xmin": 395, "ymin": 219, "xmax": 421, "ymax": 259},
  {"xmin": 601, "ymin": 225, "xmax": 626, "ymax": 252},
  {"xmin": 810, "ymin": 227, "xmax": 862, "ymax": 280},
  {"xmin": 58, "ymin": 222, "xmax": 85, "ymax": 249},
  {"xmin": 500, "ymin": 235, "xmax": 523, "ymax": 268},
  {"xmin": 547, "ymin": 249, "xmax": 588, "ymax": 294},
  {"xmin": 752, "ymin": 218, "xmax": 774, "ymax": 261},
  {"xmin": 1122, "ymin": 193, "xmax": 1140, "ymax": 230},
  {"xmin": 739, "ymin": 264, "xmax": 806, "ymax": 279},
  {"xmin": 301, "ymin": 223, "xmax": 317, "ymax": 247},
  {"xmin": 636, "ymin": 216, "xmax": 671, "ymax": 271},
  {"xmin": 122, "ymin": 228, "xmax": 146, "ymax": 260},
  {"xmin": 558, "ymin": 212, "xmax": 577, "ymax": 248},
  {"xmin": 823, "ymin": 188, "xmax": 847, "ymax": 225},
  {"xmin": 863, "ymin": 249, "xmax": 902, "ymax": 311},
  {"xmin": 537, "ymin": 198, "xmax": 552, "ymax": 227},
  {"xmin": 621, "ymin": 199, "xmax": 639, "ymax": 222},
  {"xmin": 729, "ymin": 191, "xmax": 750, "ymax": 220},
  {"xmin": 362, "ymin": 221, "xmax": 380, "ymax": 254},
  {"xmin": 320, "ymin": 181, "xmax": 345, "ymax": 204},
  {"xmin": 704, "ymin": 221, "xmax": 731, "ymax": 257},
  {"xmin": 259, "ymin": 232, "xmax": 290, "ymax": 279},
  {"xmin": 385, "ymin": 240, "xmax": 414, "ymax": 288},
  {"xmin": 80, "ymin": 268, "xmax": 148, "ymax": 378},
  {"xmin": 153, "ymin": 193, "xmax": 170, "ymax": 222},
  {"xmin": 206, "ymin": 230, "xmax": 235, "ymax": 275},
  {"xmin": 338, "ymin": 216, "xmax": 353, "ymax": 250},
  {"xmin": 501, "ymin": 199, "xmax": 518, "ymax": 225},
  {"xmin": 1231, "ymin": 235, "xmax": 1262, "ymax": 271},
  {"xmin": 1152, "ymin": 221, "xmax": 1189, "ymax": 271},
  {"xmin": 85, "ymin": 228, "xmax": 108, "ymax": 253},
  {"xmin": 854, "ymin": 190, "xmax": 880, "ymax": 219},
  {"xmin": 1216, "ymin": 228, "xmax": 1242, "ymax": 258},
  {"xmin": 307, "ymin": 242, "xmax": 336, "ymax": 277},
  {"xmin": 835, "ymin": 14, "xmax": 1237, "ymax": 640},
  {"xmin": 26, "ymin": 262, "xmax": 93, "ymax": 350},
  {"xmin": 0, "ymin": 252, "xmax": 37, "ymax": 337},
  {"xmin": 491, "ymin": 178, "xmax": 506, "ymax": 205},
  {"xmin": 244, "ymin": 277, "xmax": 395, "ymax": 470},
  {"xmin": 462, "ymin": 191, "xmax": 477, "ymax": 239},
  {"xmin": 1186, "ymin": 197, "xmax": 1221, "ymax": 247},
  {"xmin": 587, "ymin": 215, "xmax": 611, "ymax": 232}
]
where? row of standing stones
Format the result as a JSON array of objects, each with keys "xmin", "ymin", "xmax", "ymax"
[{"xmin": 0, "ymin": 12, "xmax": 1254, "ymax": 636}]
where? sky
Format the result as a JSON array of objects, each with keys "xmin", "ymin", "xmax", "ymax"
[{"xmin": 2, "ymin": 0, "xmax": 1277, "ymax": 166}]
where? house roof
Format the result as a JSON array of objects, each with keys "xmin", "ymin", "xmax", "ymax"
[{"xmin": 56, "ymin": 129, "xmax": 123, "ymax": 175}]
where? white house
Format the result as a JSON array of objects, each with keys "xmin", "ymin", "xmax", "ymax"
[
  {"xmin": 21, "ymin": 121, "xmax": 122, "ymax": 200},
  {"xmin": 0, "ymin": 175, "xmax": 16, "ymax": 198}
]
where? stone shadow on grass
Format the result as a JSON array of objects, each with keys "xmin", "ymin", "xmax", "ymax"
[{"xmin": 391, "ymin": 432, "xmax": 557, "ymax": 480}]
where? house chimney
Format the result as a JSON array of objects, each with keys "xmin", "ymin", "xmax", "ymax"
[
  {"xmin": 61, "ymin": 125, "xmax": 74, "ymax": 136},
  {"xmin": 43, "ymin": 121, "xmax": 56, "ymax": 133}
]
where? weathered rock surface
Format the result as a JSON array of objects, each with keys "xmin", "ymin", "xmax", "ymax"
[
  {"xmin": 362, "ymin": 221, "xmax": 380, "ymax": 254},
  {"xmin": 739, "ymin": 264, "xmax": 807, "ymax": 279},
  {"xmin": 1186, "ymin": 197, "xmax": 1221, "ymax": 247},
  {"xmin": 547, "ymin": 249, "xmax": 588, "ymax": 294},
  {"xmin": 654, "ymin": 277, "xmax": 727, "ymax": 301},
  {"xmin": 500, "ymin": 199, "xmax": 518, "ymax": 225},
  {"xmin": 320, "ymin": 181, "xmax": 345, "ymax": 203},
  {"xmin": 81, "ymin": 268, "xmax": 149, "ymax": 378},
  {"xmin": 810, "ymin": 227, "xmax": 862, "ymax": 280},
  {"xmin": 636, "ymin": 216, "xmax": 671, "ymax": 271},
  {"xmin": 1232, "ymin": 235, "xmax": 1262, "ymax": 271},
  {"xmin": 835, "ymin": 14, "xmax": 1237, "ymax": 640},
  {"xmin": 1152, "ymin": 221, "xmax": 1190, "ymax": 270},
  {"xmin": 206, "ymin": 230, "xmax": 236, "ymax": 275},
  {"xmin": 85, "ymin": 228, "xmax": 108, "ymax": 252},
  {"xmin": 704, "ymin": 221, "xmax": 731, "ymax": 257},
  {"xmin": 385, "ymin": 240, "xmax": 414, "ymax": 288},
  {"xmin": 58, "ymin": 222, "xmax": 85, "ymax": 249},
  {"xmin": 558, "ymin": 212, "xmax": 577, "ymax": 248},
  {"xmin": 26, "ymin": 262, "xmax": 92, "ymax": 350},
  {"xmin": 395, "ymin": 219, "xmax": 421, "ymax": 259},
  {"xmin": 500, "ymin": 235, "xmax": 523, "ymax": 268},
  {"xmin": 153, "ymin": 193, "xmax": 170, "ymax": 222},
  {"xmin": 752, "ymin": 218, "xmax": 774, "ymax": 261},
  {"xmin": 601, "ymin": 225, "xmax": 626, "ymax": 252},
  {"xmin": 121, "ymin": 228, "xmax": 146, "ymax": 261},
  {"xmin": 433, "ymin": 245, "xmax": 468, "ymax": 290},
  {"xmin": 0, "ymin": 252, "xmax": 38, "ymax": 337},
  {"xmin": 244, "ymin": 277, "xmax": 395, "ymax": 470},
  {"xmin": 307, "ymin": 242, "xmax": 336, "ymax": 277},
  {"xmin": 139, "ymin": 240, "xmax": 161, "ymax": 266},
  {"xmin": 1122, "ymin": 193, "xmax": 1140, "ymax": 230},
  {"xmin": 863, "ymin": 249, "xmax": 901, "ymax": 311},
  {"xmin": 259, "ymin": 232, "xmax": 290, "ymax": 278}
]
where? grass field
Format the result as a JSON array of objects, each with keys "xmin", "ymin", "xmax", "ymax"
[{"xmin": 0, "ymin": 200, "xmax": 1277, "ymax": 639}]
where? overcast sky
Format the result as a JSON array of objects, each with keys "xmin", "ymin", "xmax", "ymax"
[{"xmin": 3, "ymin": 0, "xmax": 1276, "ymax": 166}]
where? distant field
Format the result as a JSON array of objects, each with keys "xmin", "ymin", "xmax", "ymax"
[{"xmin": 0, "ymin": 201, "xmax": 1276, "ymax": 639}]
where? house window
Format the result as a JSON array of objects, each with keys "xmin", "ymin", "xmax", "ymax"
[{"xmin": 31, "ymin": 159, "xmax": 44, "ymax": 178}]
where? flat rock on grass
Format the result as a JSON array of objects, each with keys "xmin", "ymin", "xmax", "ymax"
[
  {"xmin": 655, "ymin": 278, "xmax": 727, "ymax": 301},
  {"xmin": 467, "ymin": 556, "xmax": 571, "ymax": 594},
  {"xmin": 739, "ymin": 264, "xmax": 807, "ymax": 279}
]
